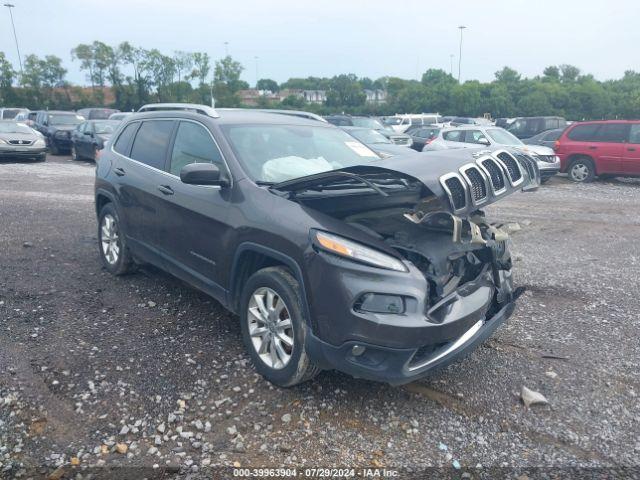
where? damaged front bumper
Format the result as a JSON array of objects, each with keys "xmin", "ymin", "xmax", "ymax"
[{"xmin": 305, "ymin": 248, "xmax": 519, "ymax": 385}]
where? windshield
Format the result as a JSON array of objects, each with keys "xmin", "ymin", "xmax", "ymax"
[
  {"xmin": 0, "ymin": 122, "xmax": 33, "ymax": 134},
  {"xmin": 1, "ymin": 109, "xmax": 23, "ymax": 120},
  {"xmin": 49, "ymin": 114, "xmax": 84, "ymax": 126},
  {"xmin": 351, "ymin": 117, "xmax": 385, "ymax": 130},
  {"xmin": 93, "ymin": 120, "xmax": 120, "ymax": 134},
  {"xmin": 348, "ymin": 129, "xmax": 391, "ymax": 145},
  {"xmin": 486, "ymin": 128, "xmax": 523, "ymax": 145},
  {"xmin": 223, "ymin": 124, "xmax": 380, "ymax": 183}
]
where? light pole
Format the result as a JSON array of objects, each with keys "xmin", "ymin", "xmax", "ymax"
[
  {"xmin": 457, "ymin": 26, "xmax": 466, "ymax": 83},
  {"xmin": 449, "ymin": 54, "xmax": 454, "ymax": 77},
  {"xmin": 254, "ymin": 56, "xmax": 259, "ymax": 89},
  {"xmin": 3, "ymin": 3, "xmax": 23, "ymax": 76},
  {"xmin": 224, "ymin": 41, "xmax": 229, "ymax": 56}
]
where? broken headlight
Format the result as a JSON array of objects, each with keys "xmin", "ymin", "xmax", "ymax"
[{"xmin": 313, "ymin": 231, "xmax": 408, "ymax": 272}]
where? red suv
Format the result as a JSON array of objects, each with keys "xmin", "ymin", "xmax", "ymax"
[{"xmin": 555, "ymin": 120, "xmax": 640, "ymax": 182}]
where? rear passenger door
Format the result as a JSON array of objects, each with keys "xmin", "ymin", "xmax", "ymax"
[
  {"xmin": 153, "ymin": 120, "xmax": 231, "ymax": 295},
  {"xmin": 623, "ymin": 124, "xmax": 640, "ymax": 175},
  {"xmin": 593, "ymin": 123, "xmax": 629, "ymax": 174},
  {"xmin": 111, "ymin": 119, "xmax": 176, "ymax": 260}
]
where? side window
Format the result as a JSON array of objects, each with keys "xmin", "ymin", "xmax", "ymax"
[
  {"xmin": 629, "ymin": 124, "xmax": 640, "ymax": 144},
  {"xmin": 113, "ymin": 122, "xmax": 140, "ymax": 156},
  {"xmin": 130, "ymin": 120, "xmax": 175, "ymax": 169},
  {"xmin": 465, "ymin": 130, "xmax": 488, "ymax": 144},
  {"xmin": 170, "ymin": 122, "xmax": 224, "ymax": 176},
  {"xmin": 567, "ymin": 124, "xmax": 600, "ymax": 141},
  {"xmin": 443, "ymin": 130, "xmax": 464, "ymax": 142},
  {"xmin": 594, "ymin": 124, "xmax": 630, "ymax": 143}
]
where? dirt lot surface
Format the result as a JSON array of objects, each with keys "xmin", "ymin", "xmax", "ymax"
[{"xmin": 1, "ymin": 155, "xmax": 639, "ymax": 479}]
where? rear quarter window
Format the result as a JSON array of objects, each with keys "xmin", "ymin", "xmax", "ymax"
[
  {"xmin": 567, "ymin": 124, "xmax": 601, "ymax": 142},
  {"xmin": 113, "ymin": 122, "xmax": 140, "ymax": 156}
]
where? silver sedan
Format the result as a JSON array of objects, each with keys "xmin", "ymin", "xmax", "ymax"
[{"xmin": 0, "ymin": 121, "xmax": 48, "ymax": 161}]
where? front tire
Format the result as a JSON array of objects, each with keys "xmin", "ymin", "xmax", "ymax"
[
  {"xmin": 98, "ymin": 203, "xmax": 135, "ymax": 275},
  {"xmin": 568, "ymin": 157, "xmax": 595, "ymax": 182},
  {"xmin": 71, "ymin": 145, "xmax": 80, "ymax": 161},
  {"xmin": 240, "ymin": 267, "xmax": 320, "ymax": 387}
]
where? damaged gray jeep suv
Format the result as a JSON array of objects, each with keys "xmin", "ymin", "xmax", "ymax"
[{"xmin": 95, "ymin": 103, "xmax": 539, "ymax": 387}]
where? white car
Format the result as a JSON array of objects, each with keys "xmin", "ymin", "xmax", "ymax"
[
  {"xmin": 384, "ymin": 113, "xmax": 444, "ymax": 133},
  {"xmin": 424, "ymin": 125, "xmax": 560, "ymax": 182}
]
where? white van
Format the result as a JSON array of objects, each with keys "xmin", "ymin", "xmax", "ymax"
[{"xmin": 384, "ymin": 113, "xmax": 443, "ymax": 133}]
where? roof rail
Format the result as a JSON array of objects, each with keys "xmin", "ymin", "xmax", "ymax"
[{"xmin": 137, "ymin": 103, "xmax": 220, "ymax": 118}]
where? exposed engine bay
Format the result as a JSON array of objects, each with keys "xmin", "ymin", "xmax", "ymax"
[{"xmin": 270, "ymin": 148, "xmax": 539, "ymax": 308}]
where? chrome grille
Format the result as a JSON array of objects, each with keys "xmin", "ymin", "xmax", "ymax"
[
  {"xmin": 462, "ymin": 166, "xmax": 487, "ymax": 203},
  {"xmin": 514, "ymin": 153, "xmax": 537, "ymax": 180},
  {"xmin": 442, "ymin": 175, "xmax": 467, "ymax": 211},
  {"xmin": 480, "ymin": 158, "xmax": 506, "ymax": 192},
  {"xmin": 496, "ymin": 152, "xmax": 522, "ymax": 183},
  {"xmin": 8, "ymin": 139, "xmax": 33, "ymax": 145},
  {"xmin": 391, "ymin": 136, "xmax": 410, "ymax": 145}
]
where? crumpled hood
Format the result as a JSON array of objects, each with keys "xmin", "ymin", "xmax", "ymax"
[{"xmin": 272, "ymin": 147, "xmax": 539, "ymax": 217}]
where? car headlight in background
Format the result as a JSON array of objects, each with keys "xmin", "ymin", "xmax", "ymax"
[
  {"xmin": 33, "ymin": 138, "xmax": 46, "ymax": 147},
  {"xmin": 0, "ymin": 139, "xmax": 6, "ymax": 144},
  {"xmin": 54, "ymin": 131, "xmax": 68, "ymax": 138},
  {"xmin": 313, "ymin": 231, "xmax": 407, "ymax": 272}
]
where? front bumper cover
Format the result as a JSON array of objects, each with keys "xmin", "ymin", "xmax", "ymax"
[{"xmin": 306, "ymin": 299, "xmax": 515, "ymax": 385}]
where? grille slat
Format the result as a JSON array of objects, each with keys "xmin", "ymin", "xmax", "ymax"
[
  {"xmin": 480, "ymin": 159, "xmax": 506, "ymax": 191},
  {"xmin": 8, "ymin": 139, "xmax": 33, "ymax": 145},
  {"xmin": 463, "ymin": 167, "xmax": 487, "ymax": 202},
  {"xmin": 443, "ymin": 176, "xmax": 466, "ymax": 210},
  {"xmin": 496, "ymin": 152, "xmax": 522, "ymax": 183}
]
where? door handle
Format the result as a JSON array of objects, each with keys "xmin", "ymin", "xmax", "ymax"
[
  {"xmin": 157, "ymin": 185, "xmax": 174, "ymax": 195},
  {"xmin": 114, "ymin": 167, "xmax": 125, "ymax": 176},
  {"xmin": 628, "ymin": 147, "xmax": 636, "ymax": 152},
  {"xmin": 588, "ymin": 146, "xmax": 597, "ymax": 150}
]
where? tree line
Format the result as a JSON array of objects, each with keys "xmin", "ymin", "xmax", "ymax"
[{"xmin": 1, "ymin": 40, "xmax": 639, "ymax": 120}]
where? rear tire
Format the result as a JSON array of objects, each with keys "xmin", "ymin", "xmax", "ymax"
[
  {"xmin": 567, "ymin": 157, "xmax": 595, "ymax": 182},
  {"xmin": 240, "ymin": 267, "xmax": 320, "ymax": 387},
  {"xmin": 98, "ymin": 203, "xmax": 136, "ymax": 276},
  {"xmin": 49, "ymin": 141, "xmax": 60, "ymax": 156}
]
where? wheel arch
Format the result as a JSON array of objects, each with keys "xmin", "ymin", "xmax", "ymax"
[
  {"xmin": 229, "ymin": 243, "xmax": 311, "ymax": 323},
  {"xmin": 566, "ymin": 153, "xmax": 597, "ymax": 174},
  {"xmin": 95, "ymin": 188, "xmax": 117, "ymax": 218}
]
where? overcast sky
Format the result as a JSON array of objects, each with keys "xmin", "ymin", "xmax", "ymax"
[{"xmin": 2, "ymin": 0, "xmax": 639, "ymax": 86}]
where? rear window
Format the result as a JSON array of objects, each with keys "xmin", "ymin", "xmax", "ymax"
[
  {"xmin": 130, "ymin": 120, "xmax": 175, "ymax": 169},
  {"xmin": 567, "ymin": 124, "xmax": 600, "ymax": 142},
  {"xmin": 113, "ymin": 122, "xmax": 140, "ymax": 155},
  {"xmin": 594, "ymin": 124, "xmax": 629, "ymax": 143}
]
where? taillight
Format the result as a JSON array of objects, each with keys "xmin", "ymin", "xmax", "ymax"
[
  {"xmin": 553, "ymin": 140, "xmax": 560, "ymax": 152},
  {"xmin": 95, "ymin": 148, "xmax": 102, "ymax": 161}
]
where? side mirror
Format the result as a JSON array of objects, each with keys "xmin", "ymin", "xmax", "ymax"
[
  {"xmin": 478, "ymin": 137, "xmax": 490, "ymax": 146},
  {"xmin": 180, "ymin": 163, "xmax": 229, "ymax": 187}
]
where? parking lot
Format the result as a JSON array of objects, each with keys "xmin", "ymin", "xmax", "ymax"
[{"xmin": 1, "ymin": 154, "xmax": 639, "ymax": 478}]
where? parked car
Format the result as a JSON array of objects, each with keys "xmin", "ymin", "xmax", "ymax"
[
  {"xmin": 554, "ymin": 120, "xmax": 640, "ymax": 182},
  {"xmin": 77, "ymin": 108, "xmax": 120, "ymax": 120},
  {"xmin": 507, "ymin": 116, "xmax": 567, "ymax": 140},
  {"xmin": 325, "ymin": 115, "xmax": 412, "ymax": 146},
  {"xmin": 109, "ymin": 112, "xmax": 134, "ymax": 121},
  {"xmin": 524, "ymin": 128, "xmax": 565, "ymax": 149},
  {"xmin": 34, "ymin": 111, "xmax": 85, "ymax": 155},
  {"xmin": 383, "ymin": 114, "xmax": 443, "ymax": 133},
  {"xmin": 449, "ymin": 117, "xmax": 488, "ymax": 127},
  {"xmin": 0, "ymin": 120, "xmax": 47, "ymax": 161},
  {"xmin": 0, "ymin": 108, "xmax": 29, "ymax": 120},
  {"xmin": 71, "ymin": 120, "xmax": 120, "ymax": 161},
  {"xmin": 407, "ymin": 126, "xmax": 441, "ymax": 151},
  {"xmin": 95, "ymin": 103, "xmax": 538, "ymax": 387},
  {"xmin": 425, "ymin": 125, "xmax": 560, "ymax": 181},
  {"xmin": 341, "ymin": 127, "xmax": 420, "ymax": 158}
]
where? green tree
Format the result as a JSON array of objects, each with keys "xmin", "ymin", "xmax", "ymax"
[
  {"xmin": 214, "ymin": 55, "xmax": 246, "ymax": 93},
  {"xmin": 257, "ymin": 78, "xmax": 279, "ymax": 92}
]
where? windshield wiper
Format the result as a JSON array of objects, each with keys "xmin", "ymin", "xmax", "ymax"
[{"xmin": 270, "ymin": 170, "xmax": 389, "ymax": 197}]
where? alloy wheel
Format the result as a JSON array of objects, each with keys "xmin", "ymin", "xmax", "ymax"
[
  {"xmin": 71, "ymin": 146, "xmax": 77, "ymax": 160},
  {"xmin": 100, "ymin": 214, "xmax": 120, "ymax": 265},
  {"xmin": 570, "ymin": 163, "xmax": 589, "ymax": 182},
  {"xmin": 247, "ymin": 287, "xmax": 294, "ymax": 369}
]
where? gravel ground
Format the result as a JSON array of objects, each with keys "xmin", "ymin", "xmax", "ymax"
[{"xmin": 0, "ymin": 155, "xmax": 639, "ymax": 479}]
